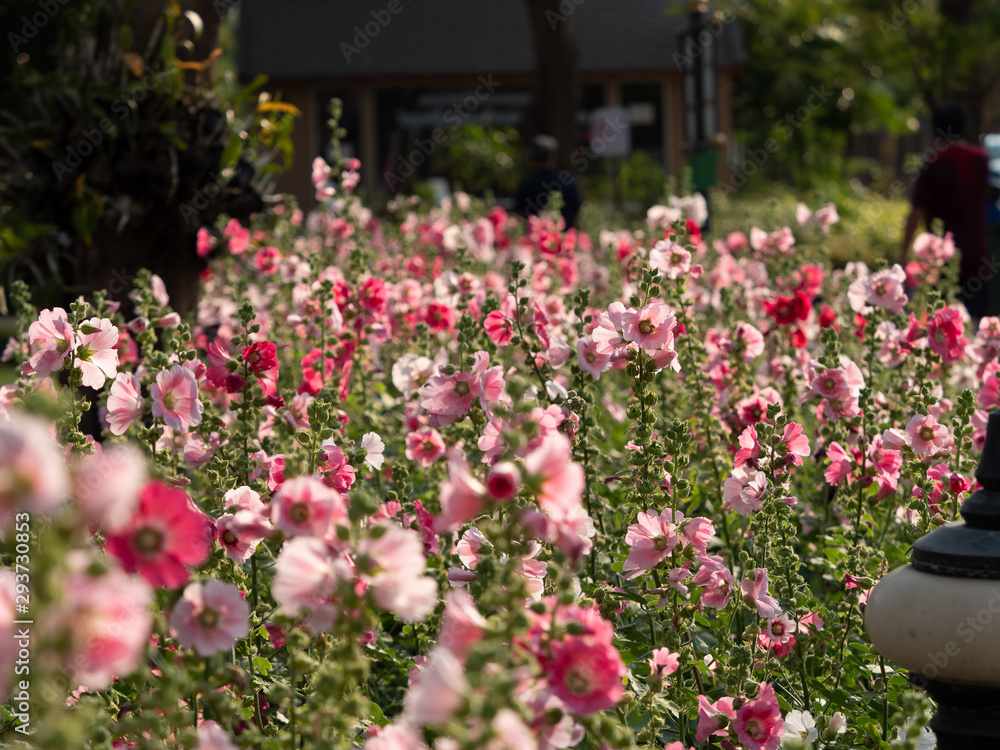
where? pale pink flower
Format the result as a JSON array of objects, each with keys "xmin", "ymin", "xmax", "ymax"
[
  {"xmin": 906, "ymin": 413, "xmax": 948, "ymax": 458},
  {"xmin": 271, "ymin": 475, "xmax": 348, "ymax": 538},
  {"xmin": 847, "ymin": 265, "xmax": 907, "ymax": 313},
  {"xmin": 487, "ymin": 708, "xmax": 537, "ymax": 750},
  {"xmin": 692, "ymin": 555, "xmax": 733, "ymax": 610},
  {"xmin": 621, "ymin": 302, "xmax": 676, "ymax": 354},
  {"xmin": 456, "ymin": 528, "xmax": 486, "ymax": 568},
  {"xmin": 150, "ymin": 365, "xmax": 204, "ymax": 431},
  {"xmin": 169, "ymin": 579, "xmax": 250, "ymax": 656},
  {"xmin": 437, "ymin": 589, "xmax": 487, "ymax": 660},
  {"xmin": 105, "ymin": 372, "xmax": 145, "ymax": 435},
  {"xmin": 216, "ymin": 510, "xmax": 272, "ymax": 563},
  {"xmin": 197, "ymin": 720, "xmax": 239, "ymax": 750},
  {"xmin": 73, "ymin": 317, "xmax": 119, "ymax": 389},
  {"xmin": 734, "ymin": 682, "xmax": 784, "ymax": 750},
  {"xmin": 682, "ymin": 517, "xmax": 715, "ymax": 551},
  {"xmin": 73, "ymin": 444, "xmax": 146, "ymax": 533},
  {"xmin": 359, "ymin": 522, "xmax": 438, "ymax": 622},
  {"xmin": 764, "ymin": 613, "xmax": 797, "ymax": 644},
  {"xmin": 648, "ymin": 647, "xmax": 681, "ymax": 680},
  {"xmin": 363, "ymin": 723, "xmax": 427, "ymax": 750},
  {"xmin": 723, "ymin": 465, "xmax": 767, "ymax": 515},
  {"xmin": 406, "ymin": 426, "xmax": 447, "ymax": 467},
  {"xmin": 272, "ymin": 537, "xmax": 346, "ymax": 631},
  {"xmin": 362, "ymin": 432, "xmax": 386, "ymax": 471},
  {"xmin": 404, "ymin": 646, "xmax": 468, "ymax": 726},
  {"xmin": 46, "ymin": 557, "xmax": 153, "ymax": 691},
  {"xmin": 0, "ymin": 411, "xmax": 68, "ymax": 528},
  {"xmin": 913, "ymin": 231, "xmax": 955, "ymax": 265},
  {"xmin": 650, "ymin": 239, "xmax": 692, "ymax": 280},
  {"xmin": 577, "ymin": 337, "xmax": 611, "ymax": 378},
  {"xmin": 27, "ymin": 307, "xmax": 74, "ymax": 377},
  {"xmin": 824, "ymin": 441, "xmax": 854, "ymax": 485},
  {"xmin": 741, "ymin": 568, "xmax": 782, "ymax": 619},
  {"xmin": 592, "ymin": 301, "xmax": 629, "ymax": 355},
  {"xmin": 622, "ymin": 509, "xmax": 680, "ymax": 580}
]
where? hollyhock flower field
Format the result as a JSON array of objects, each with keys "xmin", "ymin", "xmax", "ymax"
[{"xmin": 0, "ymin": 163, "xmax": 975, "ymax": 749}]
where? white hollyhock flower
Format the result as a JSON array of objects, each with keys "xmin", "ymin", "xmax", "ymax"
[
  {"xmin": 361, "ymin": 432, "xmax": 385, "ymax": 471},
  {"xmin": 782, "ymin": 710, "xmax": 818, "ymax": 745}
]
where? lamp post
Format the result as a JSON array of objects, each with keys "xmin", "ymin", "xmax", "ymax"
[{"xmin": 866, "ymin": 411, "xmax": 1000, "ymax": 748}]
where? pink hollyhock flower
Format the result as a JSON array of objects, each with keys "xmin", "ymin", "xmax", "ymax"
[
  {"xmin": 906, "ymin": 413, "xmax": 948, "ymax": 458},
  {"xmin": 150, "ymin": 365, "xmax": 204, "ymax": 432},
  {"xmin": 547, "ymin": 636, "xmax": 626, "ymax": 714},
  {"xmin": 692, "ymin": 555, "xmax": 733, "ymax": 610},
  {"xmin": 723, "ymin": 465, "xmax": 767, "ymax": 515},
  {"xmin": 363, "ymin": 723, "xmax": 426, "ymax": 750},
  {"xmin": 824, "ymin": 441, "xmax": 854, "ymax": 485},
  {"xmin": 847, "ymin": 265, "xmax": 908, "ymax": 313},
  {"xmin": 0, "ymin": 411, "xmax": 68, "ymax": 528},
  {"xmin": 271, "ymin": 475, "xmax": 348, "ymax": 538},
  {"xmin": 577, "ymin": 337, "xmax": 612, "ymax": 379},
  {"xmin": 361, "ymin": 432, "xmax": 386, "ymax": 471},
  {"xmin": 621, "ymin": 302, "xmax": 676, "ymax": 354},
  {"xmin": 484, "ymin": 294, "xmax": 516, "ymax": 346},
  {"xmin": 243, "ymin": 341, "xmax": 280, "ymax": 397},
  {"xmin": 196, "ymin": 227, "xmax": 215, "ymax": 258},
  {"xmin": 47, "ymin": 559, "xmax": 153, "ymax": 691},
  {"xmin": 359, "ymin": 522, "xmax": 438, "ymax": 622},
  {"xmin": 734, "ymin": 683, "xmax": 784, "ymax": 750},
  {"xmin": 623, "ymin": 509, "xmax": 680, "ymax": 580},
  {"xmin": 456, "ymin": 527, "xmax": 486, "ymax": 568},
  {"xmin": 27, "ymin": 307, "xmax": 75, "ymax": 377},
  {"xmin": 359, "ymin": 276, "xmax": 389, "ymax": 315},
  {"xmin": 405, "ymin": 426, "xmax": 446, "ymax": 467},
  {"xmin": 781, "ymin": 422, "xmax": 810, "ymax": 464},
  {"xmin": 254, "ymin": 245, "xmax": 282, "ymax": 275},
  {"xmin": 741, "ymin": 568, "xmax": 782, "ymax": 619},
  {"xmin": 224, "ymin": 218, "xmax": 249, "ymax": 255},
  {"xmin": 696, "ymin": 694, "xmax": 737, "ymax": 743},
  {"xmin": 73, "ymin": 444, "xmax": 146, "ymax": 533},
  {"xmin": 73, "ymin": 317, "xmax": 120, "ymax": 389},
  {"xmin": 650, "ymin": 239, "xmax": 692, "ymax": 280},
  {"xmin": 488, "ymin": 708, "xmax": 537, "ymax": 750},
  {"xmin": 592, "ymin": 301, "xmax": 629, "ymax": 355},
  {"xmin": 764, "ymin": 613, "xmax": 797, "ymax": 644},
  {"xmin": 404, "ymin": 646, "xmax": 468, "ymax": 726},
  {"xmin": 420, "ymin": 371, "xmax": 479, "ymax": 422},
  {"xmin": 735, "ymin": 388, "xmax": 783, "ymax": 425},
  {"xmin": 216, "ymin": 509, "xmax": 272, "ymax": 563},
  {"xmin": 750, "ymin": 226, "xmax": 795, "ymax": 255},
  {"xmin": 913, "ymin": 231, "xmax": 955, "ymax": 265},
  {"xmin": 927, "ymin": 307, "xmax": 968, "ymax": 363},
  {"xmin": 106, "ymin": 372, "xmax": 144, "ymax": 436},
  {"xmin": 683, "ymin": 517, "xmax": 715, "ymax": 551},
  {"xmin": 648, "ymin": 647, "xmax": 681, "ymax": 680},
  {"xmin": 318, "ymin": 440, "xmax": 356, "ymax": 492},
  {"xmin": 734, "ymin": 425, "xmax": 760, "ymax": 467},
  {"xmin": 197, "ymin": 721, "xmax": 239, "ymax": 750},
  {"xmin": 437, "ymin": 589, "xmax": 487, "ymax": 659},
  {"xmin": 169, "ymin": 579, "xmax": 250, "ymax": 656},
  {"xmin": 435, "ymin": 448, "xmax": 487, "ymax": 532},
  {"xmin": 424, "ymin": 301, "xmax": 455, "ymax": 332},
  {"xmin": 523, "ymin": 432, "xmax": 585, "ymax": 516},
  {"xmin": 485, "ymin": 461, "xmax": 520, "ymax": 501},
  {"xmin": 105, "ymin": 482, "xmax": 212, "ymax": 588},
  {"xmin": 272, "ymin": 537, "xmax": 347, "ymax": 632}
]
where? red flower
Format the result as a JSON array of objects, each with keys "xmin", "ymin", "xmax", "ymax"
[
  {"xmin": 243, "ymin": 341, "xmax": 280, "ymax": 397},
  {"xmin": 105, "ymin": 482, "xmax": 212, "ymax": 588},
  {"xmin": 763, "ymin": 291, "xmax": 810, "ymax": 327}
]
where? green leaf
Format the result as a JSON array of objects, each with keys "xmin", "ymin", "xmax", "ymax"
[{"xmin": 253, "ymin": 656, "xmax": 272, "ymax": 675}]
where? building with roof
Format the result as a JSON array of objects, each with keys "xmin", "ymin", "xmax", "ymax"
[{"xmin": 238, "ymin": 0, "xmax": 744, "ymax": 206}]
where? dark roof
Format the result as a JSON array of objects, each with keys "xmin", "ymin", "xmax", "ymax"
[{"xmin": 238, "ymin": 0, "xmax": 744, "ymax": 79}]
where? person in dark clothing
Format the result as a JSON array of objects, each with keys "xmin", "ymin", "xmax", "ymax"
[
  {"xmin": 901, "ymin": 104, "xmax": 991, "ymax": 317},
  {"xmin": 514, "ymin": 135, "xmax": 582, "ymax": 230}
]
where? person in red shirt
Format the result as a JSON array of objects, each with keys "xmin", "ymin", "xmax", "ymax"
[{"xmin": 901, "ymin": 104, "xmax": 991, "ymax": 317}]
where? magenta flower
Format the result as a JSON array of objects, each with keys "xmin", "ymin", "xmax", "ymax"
[
  {"xmin": 105, "ymin": 481, "xmax": 212, "ymax": 588},
  {"xmin": 405, "ymin": 426, "xmax": 447, "ymax": 467},
  {"xmin": 150, "ymin": 365, "xmax": 204, "ymax": 432},
  {"xmin": 741, "ymin": 568, "xmax": 782, "ymax": 619},
  {"xmin": 622, "ymin": 509, "xmax": 680, "ymax": 580},
  {"xmin": 734, "ymin": 682, "xmax": 784, "ymax": 750},
  {"xmin": 242, "ymin": 340, "xmax": 280, "ymax": 397},
  {"xmin": 27, "ymin": 307, "xmax": 75, "ymax": 377},
  {"xmin": 169, "ymin": 579, "xmax": 250, "ymax": 656},
  {"xmin": 547, "ymin": 636, "xmax": 626, "ymax": 715}
]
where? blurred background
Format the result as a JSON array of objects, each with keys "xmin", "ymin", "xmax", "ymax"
[{"xmin": 1, "ymin": 0, "xmax": 999, "ymax": 317}]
